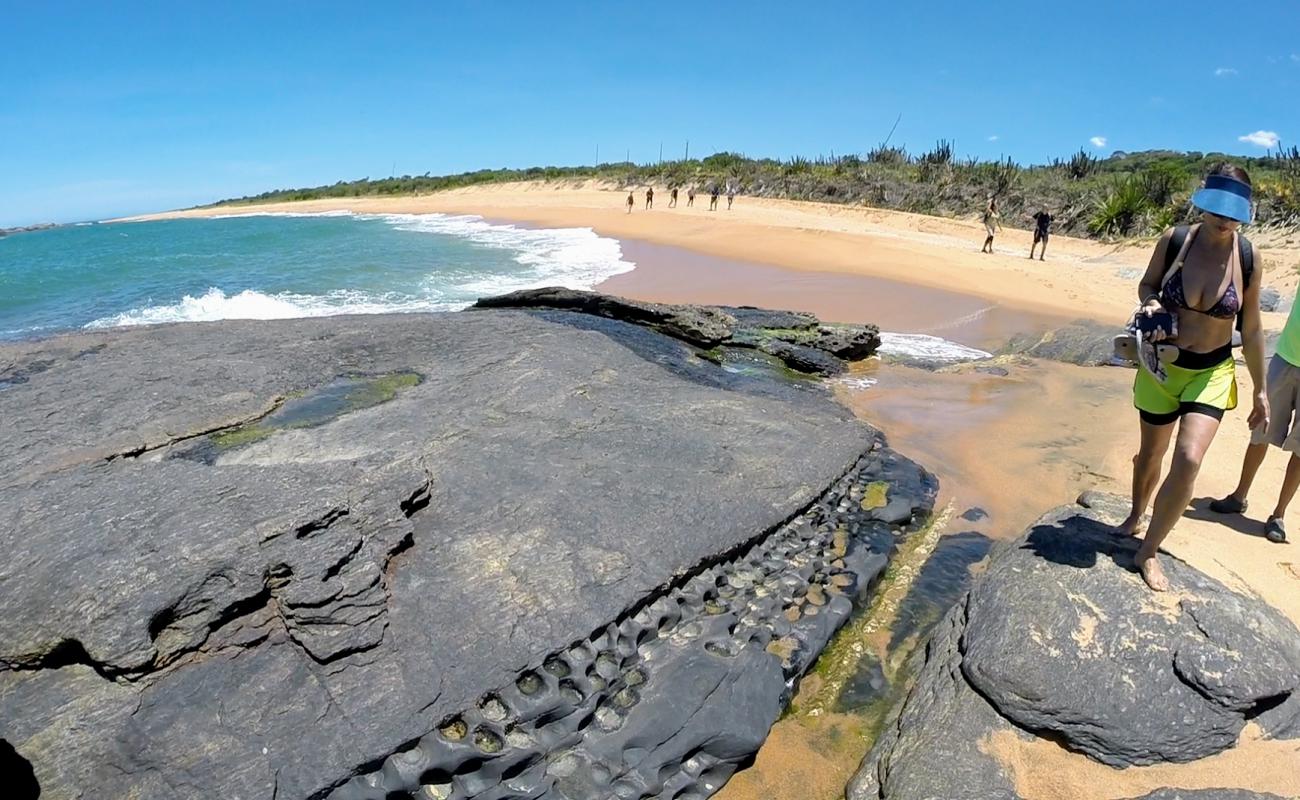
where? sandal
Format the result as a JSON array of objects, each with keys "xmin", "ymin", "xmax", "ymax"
[
  {"xmin": 1113, "ymin": 334, "xmax": 1177, "ymax": 365},
  {"xmin": 1265, "ymin": 517, "xmax": 1287, "ymax": 544},
  {"xmin": 1209, "ymin": 495, "xmax": 1249, "ymax": 514}
]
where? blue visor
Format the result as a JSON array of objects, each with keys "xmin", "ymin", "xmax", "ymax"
[{"xmin": 1191, "ymin": 174, "xmax": 1253, "ymax": 223}]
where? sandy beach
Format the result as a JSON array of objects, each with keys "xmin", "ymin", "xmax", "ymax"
[
  {"xmin": 120, "ymin": 180, "xmax": 1300, "ymax": 326},
  {"xmin": 126, "ymin": 183, "xmax": 1300, "ymax": 798}
]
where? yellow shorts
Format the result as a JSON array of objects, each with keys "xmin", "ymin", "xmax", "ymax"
[{"xmin": 1133, "ymin": 347, "xmax": 1237, "ymax": 425}]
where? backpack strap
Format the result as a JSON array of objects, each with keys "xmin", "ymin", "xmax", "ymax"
[
  {"xmin": 1239, "ymin": 234, "xmax": 1254, "ymax": 290},
  {"xmin": 1163, "ymin": 225, "xmax": 1190, "ymax": 273}
]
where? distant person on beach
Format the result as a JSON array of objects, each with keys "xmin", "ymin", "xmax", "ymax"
[
  {"xmin": 709, "ymin": 186, "xmax": 719, "ymax": 211},
  {"xmin": 687, "ymin": 187, "xmax": 696, "ymax": 207},
  {"xmin": 727, "ymin": 188, "xmax": 735, "ymax": 210},
  {"xmin": 1117, "ymin": 163, "xmax": 1268, "ymax": 591},
  {"xmin": 1208, "ymin": 286, "xmax": 1300, "ymax": 544},
  {"xmin": 980, "ymin": 197, "xmax": 1000, "ymax": 253},
  {"xmin": 669, "ymin": 187, "xmax": 678, "ymax": 208},
  {"xmin": 1029, "ymin": 210, "xmax": 1052, "ymax": 260},
  {"xmin": 626, "ymin": 191, "xmax": 634, "ymax": 214},
  {"xmin": 645, "ymin": 187, "xmax": 654, "ymax": 210}
]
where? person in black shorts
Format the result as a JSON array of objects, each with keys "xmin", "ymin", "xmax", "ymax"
[
  {"xmin": 1030, "ymin": 210, "xmax": 1052, "ymax": 260},
  {"xmin": 687, "ymin": 187, "xmax": 696, "ymax": 207},
  {"xmin": 709, "ymin": 186, "xmax": 719, "ymax": 211},
  {"xmin": 645, "ymin": 187, "xmax": 654, "ymax": 210},
  {"xmin": 626, "ymin": 191, "xmax": 634, "ymax": 213},
  {"xmin": 669, "ymin": 187, "xmax": 678, "ymax": 208}
]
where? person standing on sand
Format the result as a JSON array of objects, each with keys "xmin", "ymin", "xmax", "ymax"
[
  {"xmin": 687, "ymin": 186, "xmax": 696, "ymax": 207},
  {"xmin": 669, "ymin": 187, "xmax": 678, "ymax": 208},
  {"xmin": 626, "ymin": 191, "xmax": 634, "ymax": 214},
  {"xmin": 645, "ymin": 187, "xmax": 654, "ymax": 210},
  {"xmin": 1029, "ymin": 210, "xmax": 1052, "ymax": 260},
  {"xmin": 980, "ymin": 197, "xmax": 1000, "ymax": 253},
  {"xmin": 1117, "ymin": 164, "xmax": 1268, "ymax": 591},
  {"xmin": 709, "ymin": 186, "xmax": 719, "ymax": 211},
  {"xmin": 727, "ymin": 187, "xmax": 735, "ymax": 210},
  {"xmin": 1207, "ymin": 286, "xmax": 1300, "ymax": 543}
]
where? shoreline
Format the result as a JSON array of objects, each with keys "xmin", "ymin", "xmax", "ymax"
[{"xmin": 106, "ymin": 185, "xmax": 1203, "ymax": 324}]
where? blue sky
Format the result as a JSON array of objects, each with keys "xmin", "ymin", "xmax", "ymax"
[{"xmin": 1, "ymin": 0, "xmax": 1297, "ymax": 227}]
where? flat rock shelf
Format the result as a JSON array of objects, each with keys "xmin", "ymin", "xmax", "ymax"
[{"xmin": 0, "ymin": 297, "xmax": 932, "ymax": 800}]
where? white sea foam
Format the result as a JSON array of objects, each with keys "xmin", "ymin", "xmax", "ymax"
[
  {"xmin": 877, "ymin": 332, "xmax": 991, "ymax": 363},
  {"xmin": 85, "ymin": 288, "xmax": 464, "ymax": 329},
  {"xmin": 89, "ymin": 211, "xmax": 636, "ymax": 329},
  {"xmin": 834, "ymin": 376, "xmax": 879, "ymax": 390},
  {"xmin": 366, "ymin": 212, "xmax": 636, "ymax": 291}
]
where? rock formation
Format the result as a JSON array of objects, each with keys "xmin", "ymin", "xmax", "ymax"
[
  {"xmin": 0, "ymin": 297, "xmax": 928, "ymax": 800},
  {"xmin": 849, "ymin": 493, "xmax": 1300, "ymax": 800}
]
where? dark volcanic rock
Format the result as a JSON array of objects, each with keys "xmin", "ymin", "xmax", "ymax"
[
  {"xmin": 474, "ymin": 287, "xmax": 738, "ymax": 346},
  {"xmin": 0, "ymin": 309, "xmax": 930, "ymax": 800},
  {"xmin": 850, "ymin": 496, "xmax": 1300, "ymax": 800},
  {"xmin": 1000, "ymin": 319, "xmax": 1119, "ymax": 366},
  {"xmin": 474, "ymin": 287, "xmax": 881, "ymax": 376},
  {"xmin": 811, "ymin": 324, "xmax": 880, "ymax": 360},
  {"xmin": 961, "ymin": 504, "xmax": 1300, "ymax": 767}
]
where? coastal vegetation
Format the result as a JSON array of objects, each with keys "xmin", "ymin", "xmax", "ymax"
[{"xmin": 211, "ymin": 146, "xmax": 1300, "ymax": 240}]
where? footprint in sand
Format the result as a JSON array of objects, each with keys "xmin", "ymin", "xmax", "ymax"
[{"xmin": 1282, "ymin": 562, "xmax": 1299, "ymax": 581}]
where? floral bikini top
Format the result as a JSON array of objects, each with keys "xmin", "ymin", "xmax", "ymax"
[{"xmin": 1160, "ymin": 230, "xmax": 1241, "ymax": 320}]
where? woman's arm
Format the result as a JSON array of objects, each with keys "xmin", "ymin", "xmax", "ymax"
[{"xmin": 1241, "ymin": 242, "xmax": 1269, "ymax": 430}]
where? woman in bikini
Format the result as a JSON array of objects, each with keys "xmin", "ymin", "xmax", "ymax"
[{"xmin": 1118, "ymin": 163, "xmax": 1268, "ymax": 591}]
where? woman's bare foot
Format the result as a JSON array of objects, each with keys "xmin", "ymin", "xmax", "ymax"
[
  {"xmin": 1136, "ymin": 553, "xmax": 1169, "ymax": 592},
  {"xmin": 1115, "ymin": 512, "xmax": 1145, "ymax": 537}
]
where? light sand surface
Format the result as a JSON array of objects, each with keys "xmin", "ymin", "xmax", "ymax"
[
  {"xmin": 986, "ymin": 725, "xmax": 1300, "ymax": 800},
  {"xmin": 127, "ymin": 183, "xmax": 1300, "ymax": 797}
]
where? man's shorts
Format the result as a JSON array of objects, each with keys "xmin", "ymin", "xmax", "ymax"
[
  {"xmin": 1033, "ymin": 229, "xmax": 1049, "ymax": 243},
  {"xmin": 1134, "ymin": 347, "xmax": 1237, "ymax": 425},
  {"xmin": 1252, "ymin": 354, "xmax": 1300, "ymax": 451}
]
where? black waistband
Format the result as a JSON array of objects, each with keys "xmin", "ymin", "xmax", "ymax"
[{"xmin": 1174, "ymin": 343, "xmax": 1233, "ymax": 369}]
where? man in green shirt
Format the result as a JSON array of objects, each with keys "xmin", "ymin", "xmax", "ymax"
[{"xmin": 1210, "ymin": 295, "xmax": 1300, "ymax": 542}]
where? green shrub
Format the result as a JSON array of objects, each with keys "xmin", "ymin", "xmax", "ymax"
[{"xmin": 1090, "ymin": 178, "xmax": 1152, "ymax": 237}]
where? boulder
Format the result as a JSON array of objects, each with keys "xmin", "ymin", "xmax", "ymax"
[
  {"xmin": 851, "ymin": 495, "xmax": 1300, "ymax": 799},
  {"xmin": 999, "ymin": 319, "xmax": 1120, "ymax": 366}
]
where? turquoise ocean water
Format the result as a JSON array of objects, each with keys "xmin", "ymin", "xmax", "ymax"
[{"xmin": 0, "ymin": 211, "xmax": 635, "ymax": 340}]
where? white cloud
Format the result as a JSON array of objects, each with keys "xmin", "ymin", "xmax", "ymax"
[
  {"xmin": 1214, "ymin": 67, "xmax": 1238, "ymax": 76},
  {"xmin": 987, "ymin": 135, "xmax": 999, "ymax": 141},
  {"xmin": 1292, "ymin": 53, "xmax": 1300, "ymax": 62},
  {"xmin": 1089, "ymin": 136, "xmax": 1107, "ymax": 148},
  {"xmin": 1238, "ymin": 130, "xmax": 1281, "ymax": 148}
]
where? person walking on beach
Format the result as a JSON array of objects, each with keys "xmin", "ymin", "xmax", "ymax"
[
  {"xmin": 669, "ymin": 187, "xmax": 678, "ymax": 208},
  {"xmin": 687, "ymin": 186, "xmax": 696, "ymax": 207},
  {"xmin": 980, "ymin": 197, "xmax": 1000, "ymax": 253},
  {"xmin": 709, "ymin": 186, "xmax": 720, "ymax": 211},
  {"xmin": 1117, "ymin": 164, "xmax": 1268, "ymax": 591},
  {"xmin": 727, "ymin": 187, "xmax": 736, "ymax": 210},
  {"xmin": 1029, "ymin": 210, "xmax": 1052, "ymax": 260},
  {"xmin": 645, "ymin": 187, "xmax": 654, "ymax": 210},
  {"xmin": 1207, "ymin": 286, "xmax": 1300, "ymax": 543},
  {"xmin": 626, "ymin": 191, "xmax": 634, "ymax": 214}
]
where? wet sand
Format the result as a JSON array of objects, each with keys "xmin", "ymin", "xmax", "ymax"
[{"xmin": 602, "ymin": 241, "xmax": 1071, "ymax": 352}]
